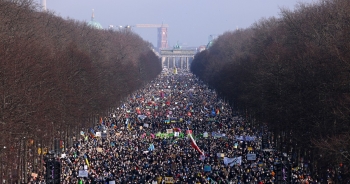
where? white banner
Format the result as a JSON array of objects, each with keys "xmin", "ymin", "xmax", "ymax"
[
  {"xmin": 224, "ymin": 156, "xmax": 242, "ymax": 166},
  {"xmin": 78, "ymin": 170, "xmax": 88, "ymax": 177},
  {"xmin": 247, "ymin": 153, "xmax": 256, "ymax": 161},
  {"xmin": 235, "ymin": 135, "xmax": 256, "ymax": 141}
]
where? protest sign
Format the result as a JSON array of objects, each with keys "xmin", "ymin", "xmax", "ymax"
[
  {"xmin": 247, "ymin": 154, "xmax": 256, "ymax": 161},
  {"xmin": 224, "ymin": 156, "xmax": 242, "ymax": 166},
  {"xmin": 78, "ymin": 170, "xmax": 88, "ymax": 177},
  {"xmin": 101, "ymin": 133, "xmax": 107, "ymax": 139},
  {"xmin": 204, "ymin": 165, "xmax": 212, "ymax": 172},
  {"xmin": 165, "ymin": 177, "xmax": 174, "ymax": 183}
]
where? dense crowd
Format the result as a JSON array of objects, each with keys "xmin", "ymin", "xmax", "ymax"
[{"xmin": 31, "ymin": 69, "xmax": 322, "ymax": 183}]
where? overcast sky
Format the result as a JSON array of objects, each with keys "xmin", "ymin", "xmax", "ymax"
[{"xmin": 35, "ymin": 0, "xmax": 317, "ymax": 48}]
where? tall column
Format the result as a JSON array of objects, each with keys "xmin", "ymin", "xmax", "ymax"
[
  {"xmin": 167, "ymin": 57, "xmax": 169, "ymax": 68},
  {"xmin": 186, "ymin": 57, "xmax": 189, "ymax": 70},
  {"xmin": 161, "ymin": 57, "xmax": 165, "ymax": 68},
  {"xmin": 180, "ymin": 57, "xmax": 183, "ymax": 69}
]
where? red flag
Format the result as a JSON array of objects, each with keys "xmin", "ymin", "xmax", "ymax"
[{"xmin": 188, "ymin": 134, "xmax": 204, "ymax": 155}]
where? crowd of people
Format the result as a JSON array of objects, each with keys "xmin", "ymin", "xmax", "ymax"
[{"xmin": 32, "ymin": 69, "xmax": 321, "ymax": 183}]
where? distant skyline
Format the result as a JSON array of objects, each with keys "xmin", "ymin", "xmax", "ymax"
[{"xmin": 35, "ymin": 0, "xmax": 317, "ymax": 48}]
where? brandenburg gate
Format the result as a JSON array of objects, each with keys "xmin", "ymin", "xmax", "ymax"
[{"xmin": 160, "ymin": 48, "xmax": 197, "ymax": 70}]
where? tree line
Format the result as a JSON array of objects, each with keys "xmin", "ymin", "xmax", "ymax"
[
  {"xmin": 191, "ymin": 0, "xmax": 350, "ymax": 180},
  {"xmin": 0, "ymin": 0, "xmax": 161, "ymax": 180}
]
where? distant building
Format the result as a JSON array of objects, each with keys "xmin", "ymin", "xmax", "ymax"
[{"xmin": 87, "ymin": 9, "xmax": 103, "ymax": 30}]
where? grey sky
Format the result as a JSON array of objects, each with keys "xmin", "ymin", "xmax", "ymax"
[{"xmin": 35, "ymin": 0, "xmax": 317, "ymax": 48}]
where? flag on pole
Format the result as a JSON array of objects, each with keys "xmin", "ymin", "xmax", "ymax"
[
  {"xmin": 85, "ymin": 158, "xmax": 90, "ymax": 167},
  {"xmin": 89, "ymin": 128, "xmax": 95, "ymax": 138},
  {"xmin": 188, "ymin": 134, "xmax": 204, "ymax": 155}
]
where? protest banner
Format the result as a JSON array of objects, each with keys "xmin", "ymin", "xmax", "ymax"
[
  {"xmin": 204, "ymin": 165, "xmax": 212, "ymax": 172},
  {"xmin": 224, "ymin": 156, "xmax": 242, "ymax": 166},
  {"xmin": 101, "ymin": 133, "xmax": 107, "ymax": 139},
  {"xmin": 212, "ymin": 132, "xmax": 226, "ymax": 138},
  {"xmin": 247, "ymin": 153, "xmax": 256, "ymax": 161},
  {"xmin": 78, "ymin": 170, "xmax": 88, "ymax": 177},
  {"xmin": 165, "ymin": 177, "xmax": 174, "ymax": 183}
]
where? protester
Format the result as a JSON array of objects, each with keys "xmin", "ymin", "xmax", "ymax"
[{"xmin": 32, "ymin": 69, "xmax": 317, "ymax": 184}]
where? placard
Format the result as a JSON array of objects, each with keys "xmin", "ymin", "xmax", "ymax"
[
  {"xmin": 204, "ymin": 165, "xmax": 212, "ymax": 172},
  {"xmin": 247, "ymin": 153, "xmax": 256, "ymax": 161},
  {"xmin": 174, "ymin": 132, "xmax": 179, "ymax": 137},
  {"xmin": 166, "ymin": 129, "xmax": 173, "ymax": 134},
  {"xmin": 78, "ymin": 170, "xmax": 88, "ymax": 177},
  {"xmin": 101, "ymin": 133, "xmax": 107, "ymax": 138},
  {"xmin": 203, "ymin": 132, "xmax": 208, "ymax": 138},
  {"xmin": 97, "ymin": 147, "xmax": 103, "ymax": 153},
  {"xmin": 143, "ymin": 123, "xmax": 149, "ymax": 128},
  {"xmin": 217, "ymin": 153, "xmax": 225, "ymax": 158},
  {"xmin": 165, "ymin": 177, "xmax": 174, "ymax": 183},
  {"xmin": 96, "ymin": 132, "xmax": 101, "ymax": 137}
]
